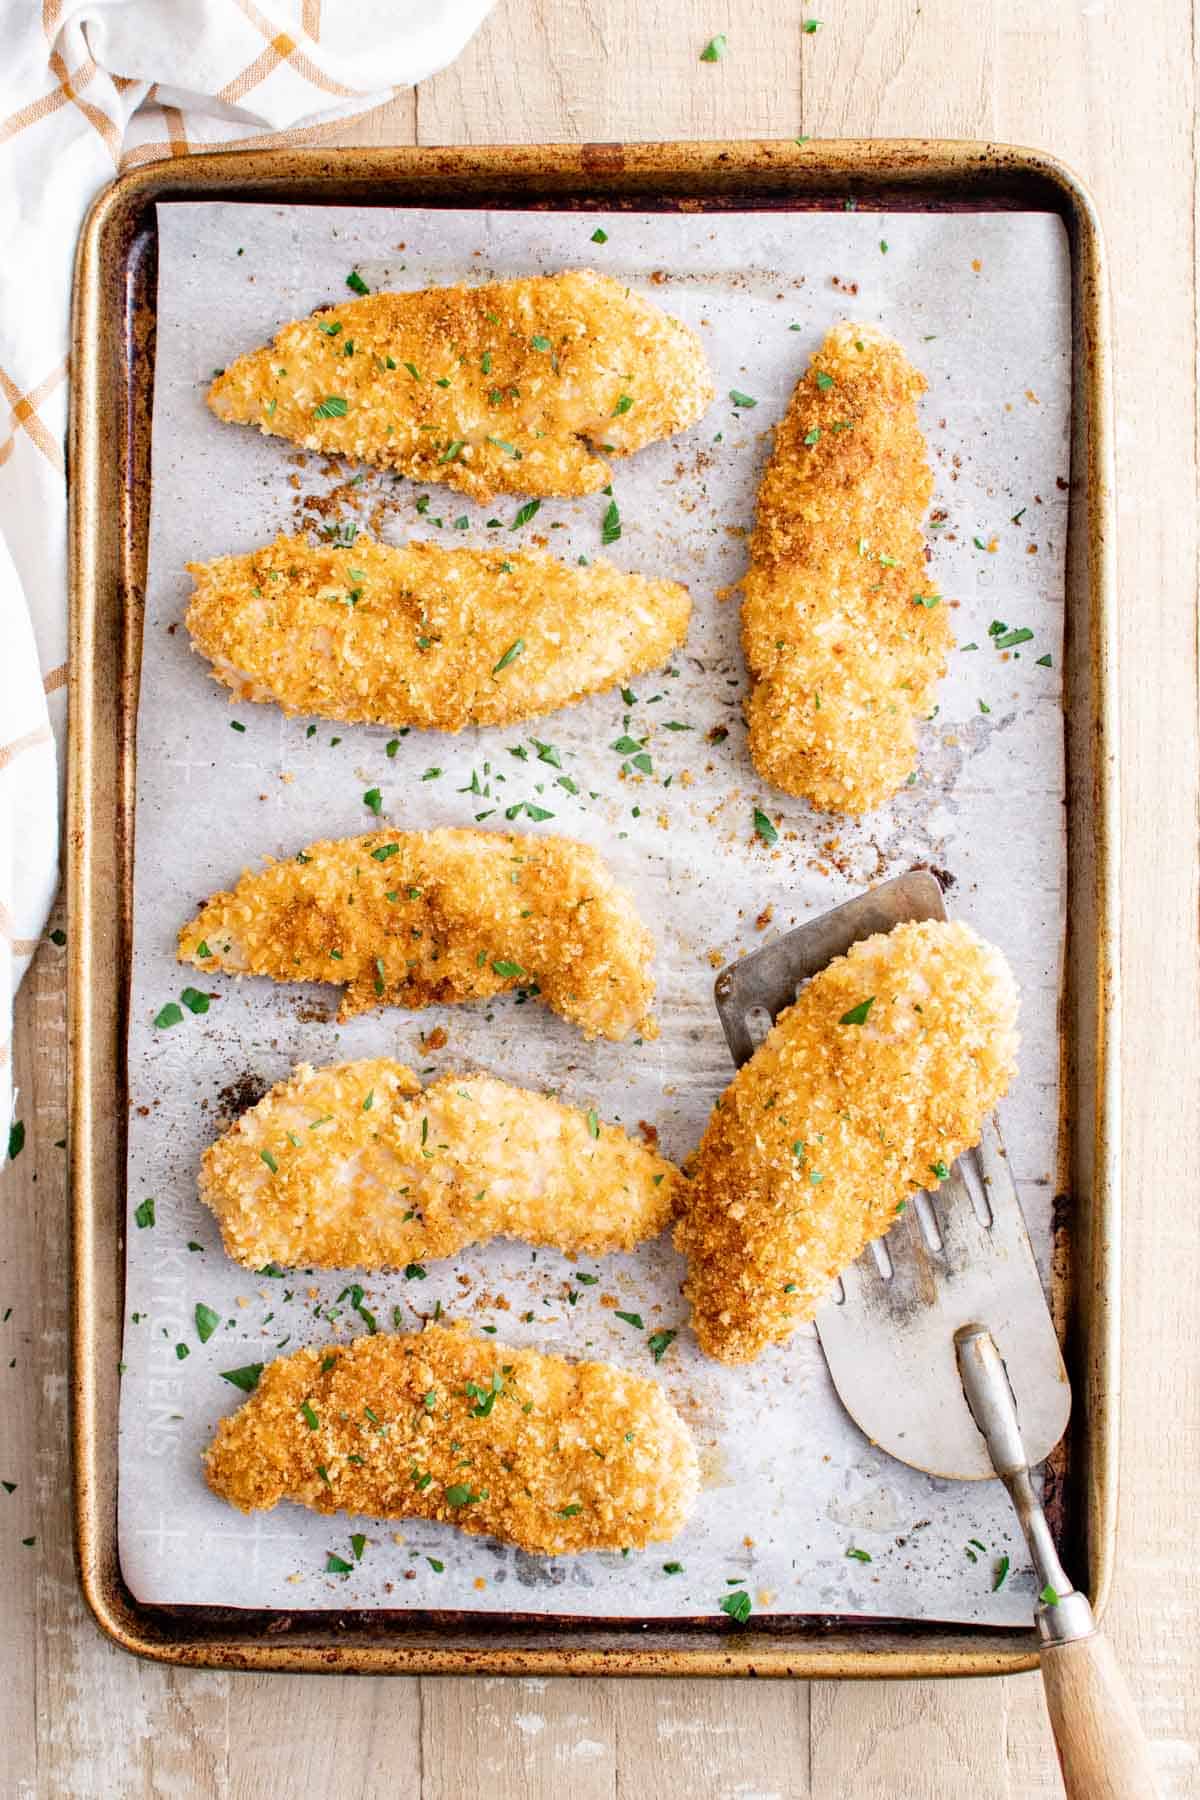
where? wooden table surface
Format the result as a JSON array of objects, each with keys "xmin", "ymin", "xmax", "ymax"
[{"xmin": 4, "ymin": 2, "xmax": 1197, "ymax": 1792}]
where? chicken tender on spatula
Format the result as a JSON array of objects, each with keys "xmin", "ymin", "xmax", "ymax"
[
  {"xmin": 676, "ymin": 918, "xmax": 1018, "ymax": 1363},
  {"xmin": 185, "ymin": 533, "xmax": 691, "ymax": 731},
  {"xmin": 741, "ymin": 323, "xmax": 953, "ymax": 813},
  {"xmin": 205, "ymin": 1325, "xmax": 699, "ymax": 1555},
  {"xmin": 200, "ymin": 1057, "xmax": 681, "ymax": 1271},
  {"xmin": 207, "ymin": 271, "xmax": 714, "ymax": 502},
  {"xmin": 179, "ymin": 828, "xmax": 654, "ymax": 1040}
]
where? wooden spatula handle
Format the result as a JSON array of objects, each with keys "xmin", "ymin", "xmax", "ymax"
[{"xmin": 1040, "ymin": 1630, "xmax": 1160, "ymax": 1799}]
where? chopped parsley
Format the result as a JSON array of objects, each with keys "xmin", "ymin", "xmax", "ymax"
[
  {"xmin": 839, "ymin": 997, "xmax": 875, "ymax": 1025},
  {"xmin": 699, "ymin": 33, "xmax": 727, "ymax": 60},
  {"xmin": 729, "ymin": 389, "xmax": 757, "ymax": 409},
  {"xmin": 313, "ymin": 395, "xmax": 349, "ymax": 420},
  {"xmin": 586, "ymin": 1109, "xmax": 600, "ymax": 1139},
  {"xmin": 511, "ymin": 500, "xmax": 541, "ymax": 529},
  {"xmin": 134, "ymin": 1197, "xmax": 155, "ymax": 1229},
  {"xmin": 753, "ymin": 808, "xmax": 778, "ymax": 846},
  {"xmin": 220, "ymin": 1364, "xmax": 263, "ymax": 1392},
  {"xmin": 591, "ymin": 227, "xmax": 609, "ymax": 243},
  {"xmin": 493, "ymin": 638, "xmax": 525, "ymax": 675},
  {"xmin": 601, "ymin": 499, "xmax": 621, "ymax": 545},
  {"xmin": 180, "ymin": 986, "xmax": 209, "ymax": 1015},
  {"xmin": 154, "ymin": 1002, "xmax": 183, "ymax": 1029},
  {"xmin": 614, "ymin": 1310, "xmax": 644, "ymax": 1330},
  {"xmin": 363, "ymin": 787, "xmax": 383, "ymax": 816},
  {"xmin": 845, "ymin": 1547, "xmax": 872, "ymax": 1563},
  {"xmin": 345, "ymin": 270, "xmax": 370, "ymax": 295},
  {"xmin": 648, "ymin": 1329, "xmax": 677, "ymax": 1363},
  {"xmin": 194, "ymin": 1303, "xmax": 220, "ymax": 1344},
  {"xmin": 719, "ymin": 1590, "xmax": 752, "ymax": 1623}
]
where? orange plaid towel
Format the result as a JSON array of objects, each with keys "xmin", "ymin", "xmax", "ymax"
[{"xmin": 0, "ymin": 0, "xmax": 495, "ymax": 1152}]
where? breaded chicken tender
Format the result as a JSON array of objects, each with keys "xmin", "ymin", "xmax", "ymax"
[
  {"xmin": 179, "ymin": 827, "xmax": 654, "ymax": 1040},
  {"xmin": 205, "ymin": 1325, "xmax": 699, "ymax": 1554},
  {"xmin": 207, "ymin": 271, "xmax": 714, "ymax": 502},
  {"xmin": 200, "ymin": 1056, "xmax": 681, "ymax": 1270},
  {"xmin": 185, "ymin": 533, "xmax": 691, "ymax": 731},
  {"xmin": 676, "ymin": 919, "xmax": 1018, "ymax": 1363},
  {"xmin": 741, "ymin": 323, "xmax": 953, "ymax": 814}
]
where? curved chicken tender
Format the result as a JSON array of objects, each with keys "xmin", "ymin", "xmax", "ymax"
[
  {"xmin": 205, "ymin": 1325, "xmax": 699, "ymax": 1554},
  {"xmin": 179, "ymin": 827, "xmax": 654, "ymax": 1040},
  {"xmin": 676, "ymin": 919, "xmax": 1018, "ymax": 1364},
  {"xmin": 185, "ymin": 533, "xmax": 691, "ymax": 731},
  {"xmin": 207, "ymin": 271, "xmax": 714, "ymax": 503},
  {"xmin": 742, "ymin": 323, "xmax": 953, "ymax": 814},
  {"xmin": 200, "ymin": 1057, "xmax": 681, "ymax": 1270}
]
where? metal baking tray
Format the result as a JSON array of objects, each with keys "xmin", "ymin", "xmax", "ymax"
[{"xmin": 68, "ymin": 139, "xmax": 1117, "ymax": 1677}]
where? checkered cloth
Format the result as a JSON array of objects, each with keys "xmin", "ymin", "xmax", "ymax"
[{"xmin": 0, "ymin": 0, "xmax": 495, "ymax": 1153}]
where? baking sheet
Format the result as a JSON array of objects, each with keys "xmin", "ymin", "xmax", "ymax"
[{"xmin": 119, "ymin": 200, "xmax": 1070, "ymax": 1622}]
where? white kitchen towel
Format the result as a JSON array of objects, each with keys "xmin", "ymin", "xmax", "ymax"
[{"xmin": 0, "ymin": 0, "xmax": 496, "ymax": 1154}]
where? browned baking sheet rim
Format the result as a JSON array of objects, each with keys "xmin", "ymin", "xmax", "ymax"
[{"xmin": 68, "ymin": 137, "xmax": 1118, "ymax": 1677}]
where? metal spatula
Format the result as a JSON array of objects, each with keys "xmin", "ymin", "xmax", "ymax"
[{"xmin": 713, "ymin": 872, "xmax": 1156, "ymax": 1800}]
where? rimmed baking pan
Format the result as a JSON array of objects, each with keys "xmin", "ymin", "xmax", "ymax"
[{"xmin": 68, "ymin": 138, "xmax": 1116, "ymax": 1675}]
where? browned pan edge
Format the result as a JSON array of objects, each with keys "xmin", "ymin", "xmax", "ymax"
[{"xmin": 68, "ymin": 138, "xmax": 1116, "ymax": 1676}]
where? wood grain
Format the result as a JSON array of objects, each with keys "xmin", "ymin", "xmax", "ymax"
[{"xmin": 3, "ymin": 0, "xmax": 1197, "ymax": 1792}]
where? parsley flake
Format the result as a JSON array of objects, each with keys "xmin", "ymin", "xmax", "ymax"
[
  {"xmin": 194, "ymin": 1303, "xmax": 220, "ymax": 1344},
  {"xmin": 220, "ymin": 1364, "xmax": 263, "ymax": 1393}
]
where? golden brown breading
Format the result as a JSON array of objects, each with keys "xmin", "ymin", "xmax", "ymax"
[
  {"xmin": 200, "ymin": 1056, "xmax": 681, "ymax": 1270},
  {"xmin": 178, "ymin": 827, "xmax": 654, "ymax": 1040},
  {"xmin": 204, "ymin": 1325, "xmax": 699, "ymax": 1554},
  {"xmin": 185, "ymin": 533, "xmax": 691, "ymax": 731},
  {"xmin": 675, "ymin": 919, "xmax": 1018, "ymax": 1363},
  {"xmin": 741, "ymin": 323, "xmax": 953, "ymax": 814},
  {"xmin": 207, "ymin": 271, "xmax": 714, "ymax": 502}
]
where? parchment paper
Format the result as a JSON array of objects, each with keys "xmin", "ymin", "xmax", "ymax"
[{"xmin": 119, "ymin": 201, "xmax": 1071, "ymax": 1622}]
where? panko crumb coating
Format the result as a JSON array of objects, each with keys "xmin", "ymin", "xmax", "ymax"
[
  {"xmin": 178, "ymin": 828, "xmax": 656, "ymax": 1040},
  {"xmin": 204, "ymin": 1325, "xmax": 700, "ymax": 1555},
  {"xmin": 200, "ymin": 1056, "xmax": 681, "ymax": 1271},
  {"xmin": 741, "ymin": 322, "xmax": 953, "ymax": 814},
  {"xmin": 206, "ymin": 271, "xmax": 714, "ymax": 502},
  {"xmin": 675, "ymin": 919, "xmax": 1019, "ymax": 1363},
  {"xmin": 185, "ymin": 534, "xmax": 691, "ymax": 732}
]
